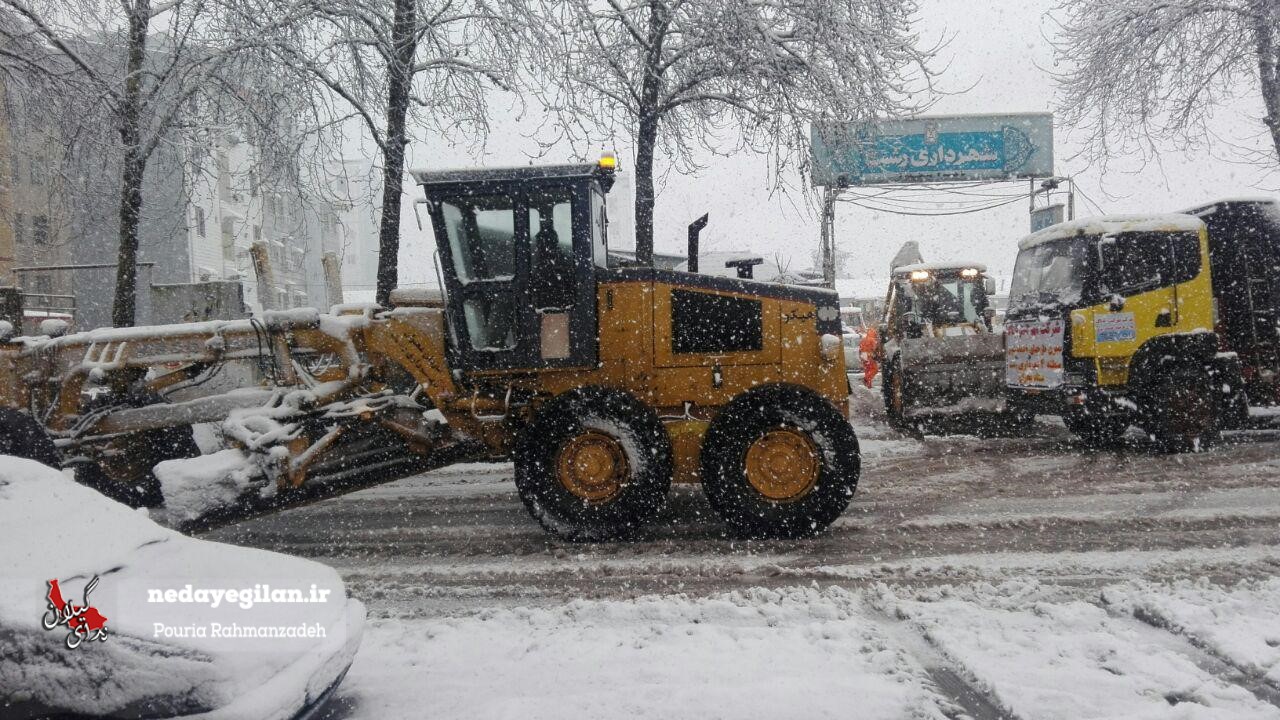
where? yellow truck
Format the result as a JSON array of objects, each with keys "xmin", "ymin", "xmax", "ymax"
[
  {"xmin": 0, "ymin": 157, "xmax": 860, "ymax": 539},
  {"xmin": 1004, "ymin": 200, "xmax": 1280, "ymax": 450}
]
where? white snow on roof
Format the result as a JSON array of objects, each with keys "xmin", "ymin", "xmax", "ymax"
[
  {"xmin": 1179, "ymin": 196, "xmax": 1279, "ymax": 215},
  {"xmin": 1180, "ymin": 196, "xmax": 1278, "ymax": 209},
  {"xmin": 893, "ymin": 261, "xmax": 988, "ymax": 274},
  {"xmin": 1018, "ymin": 214, "xmax": 1205, "ymax": 250}
]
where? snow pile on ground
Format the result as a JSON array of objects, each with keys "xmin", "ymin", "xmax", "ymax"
[
  {"xmin": 326, "ymin": 577, "xmax": 1280, "ymax": 719},
  {"xmin": 0, "ymin": 456, "xmax": 364, "ymax": 720},
  {"xmin": 876, "ymin": 581, "xmax": 1280, "ymax": 720},
  {"xmin": 336, "ymin": 586, "xmax": 951, "ymax": 720},
  {"xmin": 155, "ymin": 448, "xmax": 266, "ymax": 522},
  {"xmin": 1106, "ymin": 578, "xmax": 1280, "ymax": 687}
]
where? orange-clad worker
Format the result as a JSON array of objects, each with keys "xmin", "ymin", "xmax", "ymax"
[{"xmin": 859, "ymin": 326, "xmax": 880, "ymax": 388}]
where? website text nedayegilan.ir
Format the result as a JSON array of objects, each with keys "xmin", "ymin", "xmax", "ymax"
[{"xmin": 146, "ymin": 584, "xmax": 333, "ymax": 610}]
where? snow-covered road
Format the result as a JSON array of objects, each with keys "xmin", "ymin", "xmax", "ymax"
[{"xmin": 205, "ymin": 386, "xmax": 1280, "ymax": 719}]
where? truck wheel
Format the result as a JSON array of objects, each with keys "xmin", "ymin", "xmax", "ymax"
[
  {"xmin": 1212, "ymin": 356, "xmax": 1248, "ymax": 430},
  {"xmin": 883, "ymin": 359, "xmax": 910, "ymax": 430},
  {"xmin": 1144, "ymin": 369, "xmax": 1220, "ymax": 452},
  {"xmin": 701, "ymin": 384, "xmax": 860, "ymax": 539},
  {"xmin": 75, "ymin": 394, "xmax": 200, "ymax": 508},
  {"xmin": 0, "ymin": 407, "xmax": 60, "ymax": 466},
  {"xmin": 1063, "ymin": 408, "xmax": 1128, "ymax": 449},
  {"xmin": 515, "ymin": 386, "xmax": 672, "ymax": 541}
]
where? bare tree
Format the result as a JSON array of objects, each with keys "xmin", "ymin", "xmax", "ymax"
[
  {"xmin": 0, "ymin": 0, "xmax": 312, "ymax": 326},
  {"xmin": 531, "ymin": 0, "xmax": 934, "ymax": 265},
  {"xmin": 255, "ymin": 0, "xmax": 525, "ymax": 305},
  {"xmin": 1051, "ymin": 0, "xmax": 1280, "ymax": 171}
]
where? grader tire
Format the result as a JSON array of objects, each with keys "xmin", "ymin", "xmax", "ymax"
[
  {"xmin": 0, "ymin": 407, "xmax": 60, "ymax": 467},
  {"xmin": 701, "ymin": 384, "xmax": 860, "ymax": 539},
  {"xmin": 882, "ymin": 359, "xmax": 911, "ymax": 431},
  {"xmin": 514, "ymin": 386, "xmax": 672, "ymax": 542},
  {"xmin": 75, "ymin": 394, "xmax": 200, "ymax": 508}
]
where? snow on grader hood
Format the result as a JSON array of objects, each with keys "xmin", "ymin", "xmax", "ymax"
[{"xmin": 0, "ymin": 158, "xmax": 860, "ymax": 541}]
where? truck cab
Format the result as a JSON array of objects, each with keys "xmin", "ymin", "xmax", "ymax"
[
  {"xmin": 1005, "ymin": 203, "xmax": 1280, "ymax": 451},
  {"xmin": 879, "ymin": 262, "xmax": 1009, "ymax": 430},
  {"xmin": 1004, "ymin": 214, "xmax": 1220, "ymax": 449}
]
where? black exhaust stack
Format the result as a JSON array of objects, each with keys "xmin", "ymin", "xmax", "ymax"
[{"xmin": 687, "ymin": 213, "xmax": 709, "ymax": 273}]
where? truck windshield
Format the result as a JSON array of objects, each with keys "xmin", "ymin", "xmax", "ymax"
[
  {"xmin": 898, "ymin": 277, "xmax": 987, "ymax": 326},
  {"xmin": 1009, "ymin": 237, "xmax": 1091, "ymax": 310}
]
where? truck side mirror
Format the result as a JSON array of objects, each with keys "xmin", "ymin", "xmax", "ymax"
[
  {"xmin": 983, "ymin": 306, "xmax": 997, "ymax": 330},
  {"xmin": 983, "ymin": 276, "xmax": 997, "ymax": 295}
]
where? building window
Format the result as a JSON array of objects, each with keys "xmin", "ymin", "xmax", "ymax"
[
  {"xmin": 196, "ymin": 207, "xmax": 206, "ymax": 237},
  {"xmin": 217, "ymin": 152, "xmax": 230, "ymax": 200},
  {"xmin": 13, "ymin": 212, "xmax": 24, "ymax": 245},
  {"xmin": 31, "ymin": 215, "xmax": 49, "ymax": 246}
]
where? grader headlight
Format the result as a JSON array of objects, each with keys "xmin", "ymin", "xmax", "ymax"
[{"xmin": 909, "ymin": 270, "xmax": 931, "ymax": 282}]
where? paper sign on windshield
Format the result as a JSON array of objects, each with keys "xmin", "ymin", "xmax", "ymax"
[
  {"xmin": 1006, "ymin": 319, "xmax": 1065, "ymax": 389},
  {"xmin": 1094, "ymin": 312, "xmax": 1136, "ymax": 343}
]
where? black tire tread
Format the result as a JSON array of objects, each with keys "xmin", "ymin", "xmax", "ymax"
[
  {"xmin": 514, "ymin": 386, "xmax": 673, "ymax": 542},
  {"xmin": 701, "ymin": 384, "xmax": 860, "ymax": 539}
]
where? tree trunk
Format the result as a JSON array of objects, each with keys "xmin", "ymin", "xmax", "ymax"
[
  {"xmin": 111, "ymin": 0, "xmax": 151, "ymax": 328},
  {"xmin": 1255, "ymin": 5, "xmax": 1280, "ymax": 164},
  {"xmin": 633, "ymin": 114, "xmax": 659, "ymax": 266},
  {"xmin": 632, "ymin": 0, "xmax": 667, "ymax": 267},
  {"xmin": 374, "ymin": 0, "xmax": 418, "ymax": 307}
]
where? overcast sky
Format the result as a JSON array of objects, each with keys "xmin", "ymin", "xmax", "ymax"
[{"xmin": 394, "ymin": 0, "xmax": 1277, "ymax": 290}]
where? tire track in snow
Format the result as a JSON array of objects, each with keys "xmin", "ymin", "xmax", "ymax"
[
  {"xmin": 864, "ymin": 605, "xmax": 1012, "ymax": 720},
  {"xmin": 1109, "ymin": 603, "xmax": 1280, "ymax": 710}
]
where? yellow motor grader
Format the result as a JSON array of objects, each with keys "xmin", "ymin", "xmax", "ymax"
[{"xmin": 0, "ymin": 157, "xmax": 859, "ymax": 540}]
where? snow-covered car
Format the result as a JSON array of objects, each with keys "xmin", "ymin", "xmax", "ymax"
[
  {"xmin": 841, "ymin": 307, "xmax": 868, "ymax": 374},
  {"xmin": 842, "ymin": 332, "xmax": 863, "ymax": 374},
  {"xmin": 0, "ymin": 457, "xmax": 364, "ymax": 720}
]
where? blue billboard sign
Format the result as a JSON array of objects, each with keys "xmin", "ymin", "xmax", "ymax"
[{"xmin": 811, "ymin": 113, "xmax": 1054, "ymax": 186}]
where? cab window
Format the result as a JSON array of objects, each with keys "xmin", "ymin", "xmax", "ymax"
[
  {"xmin": 1167, "ymin": 232, "xmax": 1201, "ymax": 284},
  {"xmin": 591, "ymin": 189, "xmax": 609, "ymax": 268},
  {"xmin": 916, "ymin": 279, "xmax": 985, "ymax": 325},
  {"xmin": 1098, "ymin": 231, "xmax": 1190, "ymax": 295},
  {"xmin": 440, "ymin": 196, "xmax": 516, "ymax": 283},
  {"xmin": 529, "ymin": 189, "xmax": 576, "ymax": 309}
]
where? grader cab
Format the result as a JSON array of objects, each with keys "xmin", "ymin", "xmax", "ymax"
[{"xmin": 0, "ymin": 157, "xmax": 859, "ymax": 540}]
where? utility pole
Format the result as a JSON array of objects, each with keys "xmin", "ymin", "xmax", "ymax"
[{"xmin": 820, "ymin": 187, "xmax": 836, "ymax": 289}]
